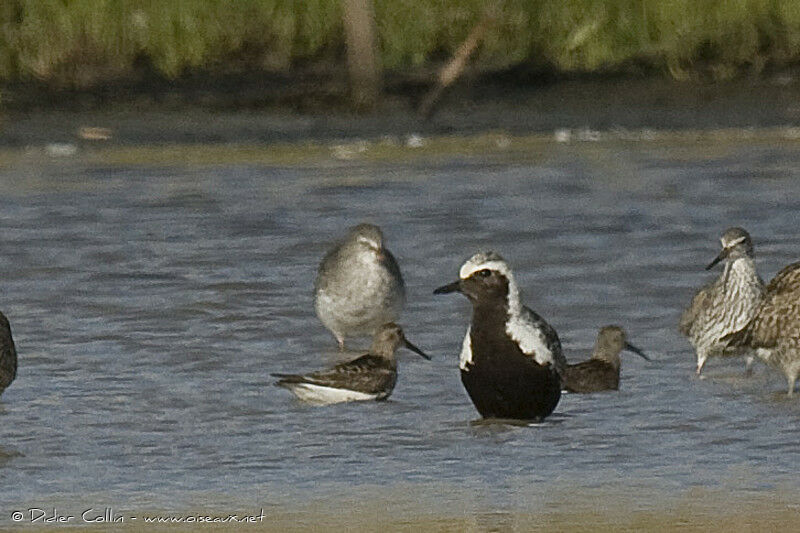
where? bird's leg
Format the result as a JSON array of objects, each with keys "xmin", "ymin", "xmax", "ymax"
[
  {"xmin": 336, "ymin": 335, "xmax": 346, "ymax": 351},
  {"xmin": 744, "ymin": 354, "xmax": 755, "ymax": 377},
  {"xmin": 787, "ymin": 374, "xmax": 797, "ymax": 398},
  {"xmin": 695, "ymin": 353, "xmax": 707, "ymax": 376}
]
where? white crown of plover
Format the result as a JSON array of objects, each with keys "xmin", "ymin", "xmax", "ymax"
[
  {"xmin": 273, "ymin": 323, "xmax": 429, "ymax": 405},
  {"xmin": 0, "ymin": 311, "xmax": 17, "ymax": 397},
  {"xmin": 314, "ymin": 223, "xmax": 405, "ymax": 350},
  {"xmin": 679, "ymin": 227, "xmax": 765, "ymax": 375},
  {"xmin": 562, "ymin": 325, "xmax": 650, "ymax": 393},
  {"xmin": 724, "ymin": 261, "xmax": 800, "ymax": 396},
  {"xmin": 434, "ymin": 251, "xmax": 565, "ymax": 421}
]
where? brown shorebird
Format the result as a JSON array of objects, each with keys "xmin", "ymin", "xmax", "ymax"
[
  {"xmin": 314, "ymin": 223, "xmax": 405, "ymax": 350},
  {"xmin": 0, "ymin": 312, "xmax": 17, "ymax": 397},
  {"xmin": 562, "ymin": 326, "xmax": 650, "ymax": 393},
  {"xmin": 724, "ymin": 261, "xmax": 800, "ymax": 396},
  {"xmin": 273, "ymin": 323, "xmax": 428, "ymax": 404},
  {"xmin": 679, "ymin": 227, "xmax": 764, "ymax": 375},
  {"xmin": 434, "ymin": 251, "xmax": 565, "ymax": 421}
]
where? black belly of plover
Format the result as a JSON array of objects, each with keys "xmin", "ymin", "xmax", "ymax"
[{"xmin": 461, "ymin": 353, "xmax": 561, "ymax": 420}]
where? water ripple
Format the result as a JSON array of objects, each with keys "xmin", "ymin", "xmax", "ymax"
[{"xmin": 2, "ymin": 145, "xmax": 800, "ymax": 510}]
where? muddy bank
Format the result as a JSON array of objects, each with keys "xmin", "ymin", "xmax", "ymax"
[
  {"xmin": 3, "ymin": 73, "xmax": 800, "ymax": 147},
  {"xmin": 10, "ymin": 486, "xmax": 800, "ymax": 532}
]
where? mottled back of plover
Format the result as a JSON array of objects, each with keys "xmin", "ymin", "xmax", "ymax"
[
  {"xmin": 314, "ymin": 223, "xmax": 405, "ymax": 350},
  {"xmin": 562, "ymin": 325, "xmax": 650, "ymax": 393},
  {"xmin": 273, "ymin": 323, "xmax": 429, "ymax": 404},
  {"xmin": 724, "ymin": 261, "xmax": 800, "ymax": 396},
  {"xmin": 0, "ymin": 312, "xmax": 17, "ymax": 397},
  {"xmin": 434, "ymin": 252, "xmax": 565, "ymax": 421},
  {"xmin": 679, "ymin": 227, "xmax": 764, "ymax": 375}
]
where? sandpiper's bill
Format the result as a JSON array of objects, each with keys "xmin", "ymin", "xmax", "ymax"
[
  {"xmin": 679, "ymin": 227, "xmax": 764, "ymax": 375},
  {"xmin": 434, "ymin": 252, "xmax": 565, "ymax": 421},
  {"xmin": 724, "ymin": 261, "xmax": 800, "ymax": 396},
  {"xmin": 314, "ymin": 223, "xmax": 405, "ymax": 350},
  {"xmin": 0, "ymin": 312, "xmax": 17, "ymax": 397},
  {"xmin": 562, "ymin": 325, "xmax": 650, "ymax": 393},
  {"xmin": 273, "ymin": 323, "xmax": 429, "ymax": 404}
]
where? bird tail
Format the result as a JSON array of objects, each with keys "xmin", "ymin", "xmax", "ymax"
[{"xmin": 271, "ymin": 373, "xmax": 307, "ymax": 386}]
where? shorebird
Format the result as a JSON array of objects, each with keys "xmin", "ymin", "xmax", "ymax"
[
  {"xmin": 679, "ymin": 227, "xmax": 764, "ymax": 375},
  {"xmin": 273, "ymin": 323, "xmax": 429, "ymax": 404},
  {"xmin": 724, "ymin": 261, "xmax": 800, "ymax": 396},
  {"xmin": 314, "ymin": 223, "xmax": 405, "ymax": 350},
  {"xmin": 562, "ymin": 325, "xmax": 650, "ymax": 393},
  {"xmin": 434, "ymin": 252, "xmax": 565, "ymax": 421},
  {"xmin": 0, "ymin": 312, "xmax": 17, "ymax": 397}
]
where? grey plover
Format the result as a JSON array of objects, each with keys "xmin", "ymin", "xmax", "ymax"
[
  {"xmin": 0, "ymin": 312, "xmax": 17, "ymax": 397},
  {"xmin": 679, "ymin": 227, "xmax": 764, "ymax": 375},
  {"xmin": 314, "ymin": 223, "xmax": 405, "ymax": 350},
  {"xmin": 273, "ymin": 323, "xmax": 429, "ymax": 404},
  {"xmin": 724, "ymin": 261, "xmax": 800, "ymax": 396},
  {"xmin": 562, "ymin": 325, "xmax": 650, "ymax": 393},
  {"xmin": 434, "ymin": 252, "xmax": 565, "ymax": 421}
]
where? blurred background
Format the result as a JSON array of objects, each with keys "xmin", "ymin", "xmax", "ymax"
[{"xmin": 2, "ymin": 1, "xmax": 800, "ymax": 116}]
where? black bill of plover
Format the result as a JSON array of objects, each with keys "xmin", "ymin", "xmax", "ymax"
[
  {"xmin": 314, "ymin": 223, "xmax": 405, "ymax": 350},
  {"xmin": 679, "ymin": 227, "xmax": 764, "ymax": 375},
  {"xmin": 724, "ymin": 261, "xmax": 800, "ymax": 396},
  {"xmin": 434, "ymin": 252, "xmax": 565, "ymax": 421},
  {"xmin": 0, "ymin": 312, "xmax": 17, "ymax": 397},
  {"xmin": 562, "ymin": 325, "xmax": 650, "ymax": 393},
  {"xmin": 273, "ymin": 323, "xmax": 429, "ymax": 404}
]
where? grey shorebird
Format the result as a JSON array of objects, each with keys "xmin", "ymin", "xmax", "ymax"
[
  {"xmin": 273, "ymin": 323, "xmax": 429, "ymax": 404},
  {"xmin": 724, "ymin": 261, "xmax": 800, "ymax": 396},
  {"xmin": 0, "ymin": 312, "xmax": 17, "ymax": 397},
  {"xmin": 434, "ymin": 252, "xmax": 565, "ymax": 421},
  {"xmin": 314, "ymin": 223, "xmax": 405, "ymax": 350},
  {"xmin": 679, "ymin": 227, "xmax": 764, "ymax": 375},
  {"xmin": 562, "ymin": 325, "xmax": 650, "ymax": 393}
]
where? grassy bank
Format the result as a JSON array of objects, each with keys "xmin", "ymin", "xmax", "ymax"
[{"xmin": 1, "ymin": 0, "xmax": 800, "ymax": 89}]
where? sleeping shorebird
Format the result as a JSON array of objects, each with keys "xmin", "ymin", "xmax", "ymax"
[
  {"xmin": 314, "ymin": 223, "xmax": 405, "ymax": 350},
  {"xmin": 679, "ymin": 227, "xmax": 764, "ymax": 375},
  {"xmin": 562, "ymin": 325, "xmax": 650, "ymax": 393},
  {"xmin": 273, "ymin": 323, "xmax": 429, "ymax": 404},
  {"xmin": 724, "ymin": 261, "xmax": 800, "ymax": 396},
  {"xmin": 0, "ymin": 312, "xmax": 17, "ymax": 397},
  {"xmin": 434, "ymin": 252, "xmax": 565, "ymax": 421}
]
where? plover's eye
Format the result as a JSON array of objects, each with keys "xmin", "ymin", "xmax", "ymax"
[{"xmin": 477, "ymin": 269, "xmax": 492, "ymax": 278}]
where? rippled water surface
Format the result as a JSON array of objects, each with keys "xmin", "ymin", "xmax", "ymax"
[{"xmin": 2, "ymin": 139, "xmax": 800, "ymax": 518}]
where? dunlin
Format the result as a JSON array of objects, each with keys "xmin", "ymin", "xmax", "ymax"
[{"xmin": 273, "ymin": 323, "xmax": 429, "ymax": 404}]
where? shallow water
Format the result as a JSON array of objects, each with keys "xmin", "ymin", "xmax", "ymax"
[{"xmin": 2, "ymin": 138, "xmax": 800, "ymax": 522}]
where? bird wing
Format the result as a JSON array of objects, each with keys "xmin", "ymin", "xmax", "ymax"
[
  {"xmin": 509, "ymin": 306, "xmax": 566, "ymax": 375},
  {"xmin": 679, "ymin": 283, "xmax": 711, "ymax": 336},
  {"xmin": 275, "ymin": 355, "xmax": 394, "ymax": 394},
  {"xmin": 741, "ymin": 262, "xmax": 800, "ymax": 348},
  {"xmin": 313, "ymin": 240, "xmax": 345, "ymax": 292},
  {"xmin": 562, "ymin": 360, "xmax": 618, "ymax": 392},
  {"xmin": 381, "ymin": 248, "xmax": 405, "ymax": 290}
]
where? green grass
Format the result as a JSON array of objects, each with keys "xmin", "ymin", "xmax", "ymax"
[{"xmin": 1, "ymin": 0, "xmax": 800, "ymax": 87}]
